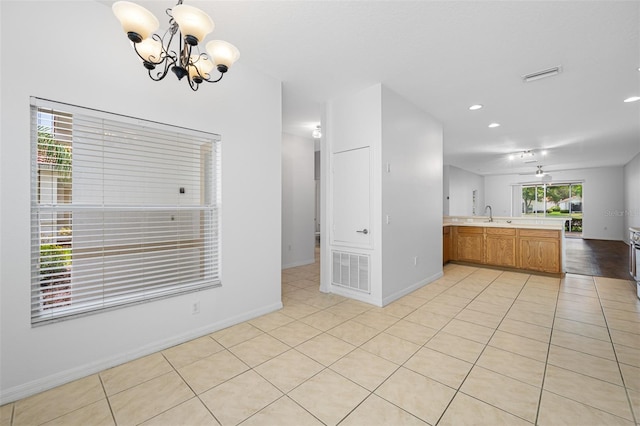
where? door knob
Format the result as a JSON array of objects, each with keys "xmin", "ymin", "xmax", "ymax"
[{"xmin": 356, "ymin": 229, "xmax": 369, "ymax": 235}]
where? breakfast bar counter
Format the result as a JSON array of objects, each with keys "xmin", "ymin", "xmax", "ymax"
[{"xmin": 443, "ymin": 216, "xmax": 566, "ymax": 275}]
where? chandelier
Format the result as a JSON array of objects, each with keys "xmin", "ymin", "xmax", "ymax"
[{"xmin": 112, "ymin": 0, "xmax": 240, "ymax": 91}]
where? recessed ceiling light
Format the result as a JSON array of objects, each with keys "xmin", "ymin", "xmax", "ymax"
[
  {"xmin": 488, "ymin": 123, "xmax": 500, "ymax": 128},
  {"xmin": 469, "ymin": 104, "xmax": 483, "ymax": 110},
  {"xmin": 624, "ymin": 96, "xmax": 640, "ymax": 103},
  {"xmin": 541, "ymin": 150, "xmax": 548, "ymax": 156}
]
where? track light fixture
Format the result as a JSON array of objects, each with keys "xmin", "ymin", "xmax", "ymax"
[{"xmin": 113, "ymin": 0, "xmax": 240, "ymax": 91}]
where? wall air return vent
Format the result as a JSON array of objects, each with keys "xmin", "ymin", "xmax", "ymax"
[
  {"xmin": 522, "ymin": 66, "xmax": 562, "ymax": 83},
  {"xmin": 332, "ymin": 250, "xmax": 370, "ymax": 294}
]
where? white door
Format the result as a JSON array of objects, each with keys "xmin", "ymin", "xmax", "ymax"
[{"xmin": 332, "ymin": 147, "xmax": 371, "ymax": 247}]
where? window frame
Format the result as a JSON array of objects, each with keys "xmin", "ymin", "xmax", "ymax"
[{"xmin": 30, "ymin": 97, "xmax": 222, "ymax": 325}]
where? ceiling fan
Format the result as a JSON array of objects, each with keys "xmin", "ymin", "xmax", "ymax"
[
  {"xmin": 519, "ymin": 165, "xmax": 552, "ymax": 182},
  {"xmin": 535, "ymin": 165, "xmax": 547, "ymax": 177},
  {"xmin": 519, "ymin": 165, "xmax": 549, "ymax": 176}
]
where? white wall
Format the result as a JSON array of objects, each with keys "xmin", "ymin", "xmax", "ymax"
[
  {"xmin": 381, "ymin": 86, "xmax": 443, "ymax": 303},
  {"xmin": 323, "ymin": 84, "xmax": 383, "ymax": 303},
  {"xmin": 446, "ymin": 165, "xmax": 485, "ymax": 216},
  {"xmin": 443, "ymin": 165, "xmax": 450, "ymax": 216},
  {"xmin": 485, "ymin": 167, "xmax": 626, "ymax": 241},
  {"xmin": 0, "ymin": 1, "xmax": 282, "ymax": 403},
  {"xmin": 322, "ymin": 84, "xmax": 443, "ymax": 306},
  {"xmin": 282, "ymin": 133, "xmax": 315, "ymax": 268},
  {"xmin": 624, "ymin": 152, "xmax": 640, "ymax": 242}
]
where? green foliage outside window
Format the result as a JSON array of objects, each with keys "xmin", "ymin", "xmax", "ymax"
[{"xmin": 38, "ymin": 125, "xmax": 72, "ymax": 178}]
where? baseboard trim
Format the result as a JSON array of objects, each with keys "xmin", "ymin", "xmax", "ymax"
[
  {"xmin": 381, "ymin": 271, "xmax": 444, "ymax": 306},
  {"xmin": 0, "ymin": 301, "xmax": 283, "ymax": 405},
  {"xmin": 328, "ymin": 271, "xmax": 445, "ymax": 308},
  {"xmin": 329, "ymin": 285, "xmax": 381, "ymax": 307}
]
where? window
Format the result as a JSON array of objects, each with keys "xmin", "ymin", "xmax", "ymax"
[
  {"xmin": 521, "ymin": 182, "xmax": 583, "ymax": 233},
  {"xmin": 31, "ymin": 98, "xmax": 221, "ymax": 325}
]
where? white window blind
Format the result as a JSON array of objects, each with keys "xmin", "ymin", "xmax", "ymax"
[{"xmin": 31, "ymin": 98, "xmax": 221, "ymax": 325}]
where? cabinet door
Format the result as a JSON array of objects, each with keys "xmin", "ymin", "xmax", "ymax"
[
  {"xmin": 486, "ymin": 235, "xmax": 517, "ymax": 267},
  {"xmin": 443, "ymin": 226, "xmax": 451, "ymax": 264},
  {"xmin": 455, "ymin": 228, "xmax": 485, "ymax": 263},
  {"xmin": 519, "ymin": 238, "xmax": 560, "ymax": 273}
]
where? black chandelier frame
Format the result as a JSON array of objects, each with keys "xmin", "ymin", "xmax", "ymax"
[{"xmin": 127, "ymin": 0, "xmax": 227, "ymax": 91}]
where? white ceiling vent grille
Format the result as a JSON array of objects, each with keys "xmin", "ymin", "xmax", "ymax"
[
  {"xmin": 332, "ymin": 250, "xmax": 370, "ymax": 294},
  {"xmin": 522, "ymin": 66, "xmax": 562, "ymax": 83}
]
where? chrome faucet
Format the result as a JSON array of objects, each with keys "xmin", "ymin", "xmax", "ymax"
[{"xmin": 484, "ymin": 205, "xmax": 493, "ymax": 222}]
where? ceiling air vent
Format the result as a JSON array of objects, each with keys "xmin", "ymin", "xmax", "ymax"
[{"xmin": 522, "ymin": 66, "xmax": 562, "ymax": 83}]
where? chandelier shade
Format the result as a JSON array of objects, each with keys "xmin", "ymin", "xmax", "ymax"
[
  {"xmin": 188, "ymin": 55, "xmax": 215, "ymax": 83},
  {"xmin": 112, "ymin": 1, "xmax": 159, "ymax": 43},
  {"xmin": 206, "ymin": 40, "xmax": 241, "ymax": 70},
  {"xmin": 171, "ymin": 4, "xmax": 214, "ymax": 45},
  {"xmin": 135, "ymin": 38, "xmax": 164, "ymax": 64},
  {"xmin": 112, "ymin": 0, "xmax": 240, "ymax": 91}
]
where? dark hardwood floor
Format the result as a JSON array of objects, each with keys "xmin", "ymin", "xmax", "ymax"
[{"xmin": 565, "ymin": 237, "xmax": 632, "ymax": 280}]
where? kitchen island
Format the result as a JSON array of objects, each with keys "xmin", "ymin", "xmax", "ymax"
[{"xmin": 443, "ymin": 216, "xmax": 566, "ymax": 275}]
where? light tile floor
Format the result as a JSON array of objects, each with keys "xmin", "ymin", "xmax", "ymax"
[{"xmin": 3, "ymin": 253, "xmax": 640, "ymax": 425}]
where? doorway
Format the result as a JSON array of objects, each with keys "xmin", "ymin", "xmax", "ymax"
[
  {"xmin": 521, "ymin": 182, "xmax": 583, "ymax": 238},
  {"xmin": 331, "ymin": 147, "xmax": 371, "ymax": 247}
]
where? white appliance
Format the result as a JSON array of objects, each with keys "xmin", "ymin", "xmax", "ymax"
[{"xmin": 630, "ymin": 228, "xmax": 640, "ymax": 299}]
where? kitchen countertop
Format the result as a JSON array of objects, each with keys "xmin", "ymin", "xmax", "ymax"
[{"xmin": 444, "ymin": 216, "xmax": 565, "ymax": 231}]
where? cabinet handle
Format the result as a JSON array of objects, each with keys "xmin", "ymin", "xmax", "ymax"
[{"xmin": 356, "ymin": 229, "xmax": 369, "ymax": 235}]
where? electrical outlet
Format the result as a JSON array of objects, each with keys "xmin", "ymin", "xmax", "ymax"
[
  {"xmin": 192, "ymin": 301, "xmax": 200, "ymax": 315},
  {"xmin": 386, "ymin": 215, "xmax": 391, "ymax": 224},
  {"xmin": 413, "ymin": 256, "xmax": 418, "ymax": 266}
]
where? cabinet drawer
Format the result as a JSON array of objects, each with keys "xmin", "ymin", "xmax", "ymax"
[
  {"xmin": 455, "ymin": 226, "xmax": 484, "ymax": 234},
  {"xmin": 519, "ymin": 229, "xmax": 559, "ymax": 239},
  {"xmin": 487, "ymin": 227, "xmax": 516, "ymax": 236}
]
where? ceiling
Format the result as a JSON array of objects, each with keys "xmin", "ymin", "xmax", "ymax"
[{"xmin": 104, "ymin": 0, "xmax": 640, "ymax": 176}]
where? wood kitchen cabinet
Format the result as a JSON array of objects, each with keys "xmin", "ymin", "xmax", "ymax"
[
  {"xmin": 443, "ymin": 226, "xmax": 451, "ymax": 264},
  {"xmin": 518, "ymin": 229, "xmax": 561, "ymax": 273},
  {"xmin": 486, "ymin": 228, "xmax": 517, "ymax": 267},
  {"xmin": 453, "ymin": 226, "xmax": 484, "ymax": 263},
  {"xmin": 448, "ymin": 225, "xmax": 562, "ymax": 275}
]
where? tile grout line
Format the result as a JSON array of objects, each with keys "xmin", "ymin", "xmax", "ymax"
[
  {"xmin": 537, "ymin": 276, "xmax": 638, "ymax": 424},
  {"xmin": 363, "ymin": 267, "xmax": 477, "ymax": 425},
  {"xmin": 315, "ymin": 265, "xmax": 481, "ymax": 425},
  {"xmin": 392, "ymin": 268, "xmax": 528, "ymax": 425},
  {"xmin": 8, "ymin": 403, "xmax": 14, "ymax": 426},
  {"xmin": 592, "ymin": 277, "xmax": 639, "ymax": 425},
  {"xmin": 298, "ymin": 270, "xmax": 481, "ymax": 424},
  {"xmin": 11, "ymin": 262, "xmax": 634, "ymax": 425},
  {"xmin": 532, "ymin": 272, "xmax": 563, "ymax": 426},
  {"xmin": 434, "ymin": 270, "xmax": 545, "ymax": 425},
  {"xmin": 131, "ymin": 351, "xmax": 220, "ymax": 426},
  {"xmin": 96, "ymin": 374, "xmax": 118, "ymax": 426}
]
